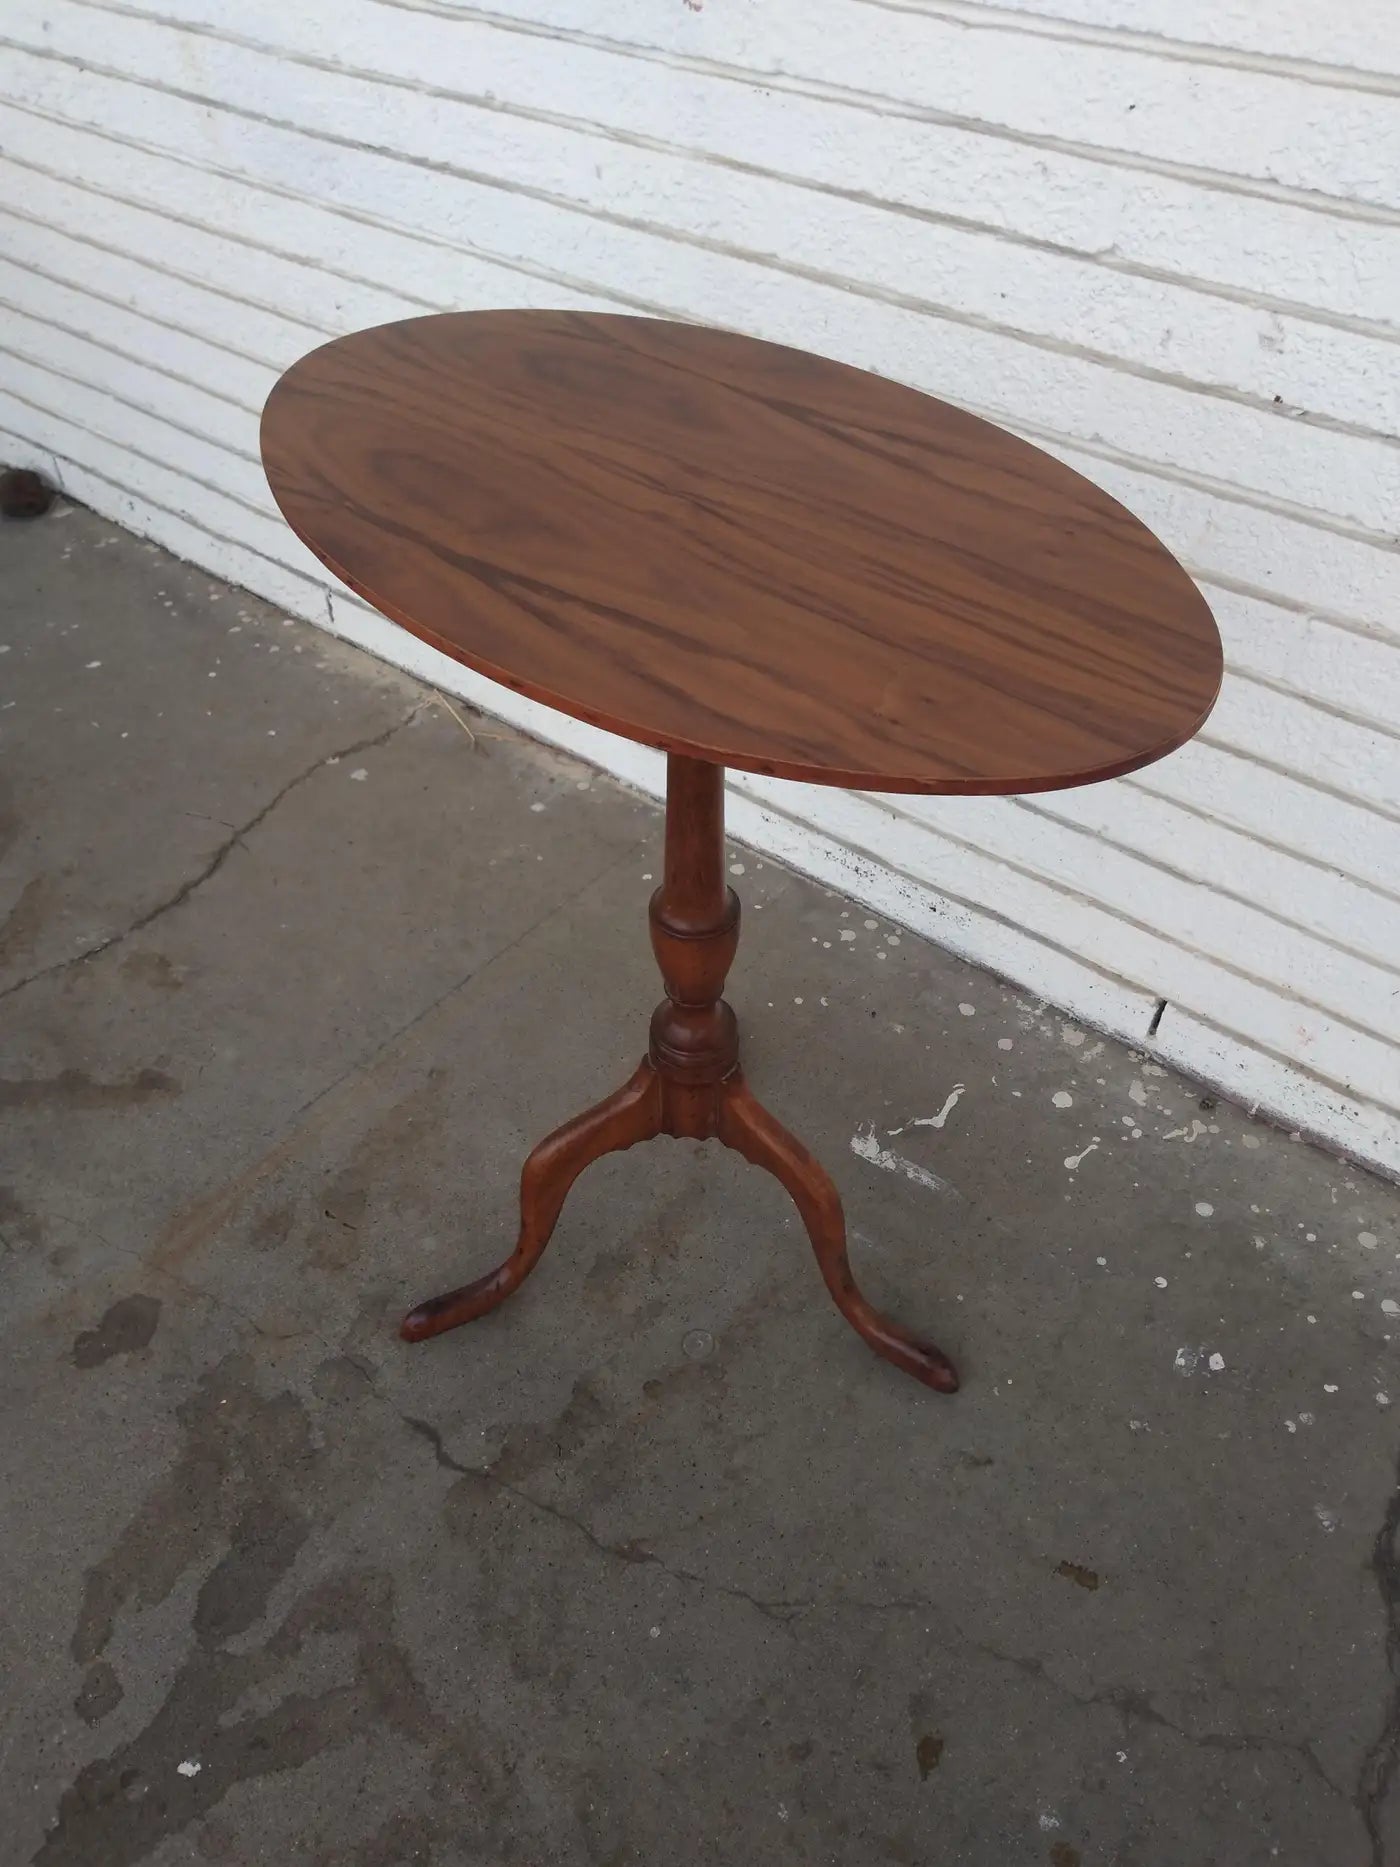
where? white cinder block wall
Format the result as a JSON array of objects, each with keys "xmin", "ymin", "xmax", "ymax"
[{"xmin": 2, "ymin": 0, "xmax": 1398, "ymax": 1174}]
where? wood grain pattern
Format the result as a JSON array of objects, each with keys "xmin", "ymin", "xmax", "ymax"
[{"xmin": 261, "ymin": 311, "xmax": 1221, "ymax": 795}]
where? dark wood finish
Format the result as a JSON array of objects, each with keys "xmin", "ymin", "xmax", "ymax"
[
  {"xmin": 262, "ymin": 311, "xmax": 1222, "ymax": 1395},
  {"xmin": 262, "ymin": 311, "xmax": 1222, "ymax": 796},
  {"xmin": 401, "ymin": 756, "xmax": 959, "ymax": 1392}
]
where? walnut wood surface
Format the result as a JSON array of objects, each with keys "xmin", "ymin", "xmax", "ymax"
[{"xmin": 261, "ymin": 311, "xmax": 1221, "ymax": 795}]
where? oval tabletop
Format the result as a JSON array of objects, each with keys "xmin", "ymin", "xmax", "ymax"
[{"xmin": 261, "ymin": 312, "xmax": 1221, "ymax": 795}]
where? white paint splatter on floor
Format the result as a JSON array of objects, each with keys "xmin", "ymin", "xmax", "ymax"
[
  {"xmin": 1064, "ymin": 1138, "xmax": 1100, "ymax": 1171},
  {"xmin": 1052, "ymin": 1090, "xmax": 1073, "ymax": 1109},
  {"xmin": 909, "ymin": 1085, "xmax": 965, "ymax": 1131},
  {"xmin": 1164, "ymin": 1119, "xmax": 1210, "ymax": 1144},
  {"xmin": 850, "ymin": 1125, "xmax": 950, "ymax": 1194}
]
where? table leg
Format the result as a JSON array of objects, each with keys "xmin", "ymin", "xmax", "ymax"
[
  {"xmin": 400, "ymin": 754, "xmax": 959, "ymax": 1392},
  {"xmin": 399, "ymin": 1058, "xmax": 662, "ymax": 1343},
  {"xmin": 716, "ymin": 1074, "xmax": 959, "ymax": 1392}
]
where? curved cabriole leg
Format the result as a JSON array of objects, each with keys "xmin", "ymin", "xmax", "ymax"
[
  {"xmin": 717, "ymin": 1072, "xmax": 960, "ymax": 1393},
  {"xmin": 400, "ymin": 1058, "xmax": 663, "ymax": 1342}
]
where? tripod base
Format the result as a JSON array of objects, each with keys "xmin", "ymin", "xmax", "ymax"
[
  {"xmin": 401, "ymin": 757, "xmax": 958, "ymax": 1394},
  {"xmin": 401, "ymin": 1058, "xmax": 958, "ymax": 1392}
]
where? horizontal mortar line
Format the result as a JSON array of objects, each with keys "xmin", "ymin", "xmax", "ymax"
[
  {"xmin": 0, "ymin": 418, "xmax": 326, "ymax": 601},
  {"xmin": 0, "ymin": 192, "xmax": 335, "ymax": 340},
  {"xmin": 0, "ymin": 228, "xmax": 680, "ymax": 377},
  {"xmin": 0, "ymin": 208, "xmax": 287, "ymax": 374},
  {"xmin": 854, "ymin": 0, "xmax": 1400, "ymax": 95},
  {"xmin": 13, "ymin": 24, "xmax": 1396, "ymax": 346},
  {"xmin": 0, "ymin": 375, "xmax": 297, "ymax": 539},
  {"xmin": 367, "ymin": 0, "xmax": 1400, "ymax": 228},
  {"xmin": 8, "ymin": 59, "xmax": 1399, "ymax": 532},
  {"xmin": 0, "ymin": 339, "xmax": 267, "ymax": 465},
  {"xmin": 736, "ymin": 780, "xmax": 1400, "ymax": 1115},
  {"xmin": 952, "ymin": 398, "xmax": 1400, "ymax": 553},
  {"xmin": 0, "ymin": 159, "xmax": 446, "ymax": 311},
  {"xmin": 0, "ymin": 420, "xmax": 59, "ymax": 485},
  {"xmin": 12, "ymin": 31, "xmax": 1400, "ymax": 452},
  {"xmin": 1003, "ymin": 793, "xmax": 1400, "ymax": 975},
  {"xmin": 863, "ymin": 791, "xmax": 1400, "ymax": 1045},
  {"xmin": 1152, "ymin": 1002, "xmax": 1400, "ymax": 1130},
  {"xmin": 728, "ymin": 779, "xmax": 1156, "ymax": 1008},
  {"xmin": 1227, "ymin": 665, "xmax": 1400, "ymax": 745},
  {"xmin": 1193, "ymin": 727, "xmax": 1400, "ymax": 828},
  {"xmin": 10, "ymin": 348, "xmax": 1393, "ymax": 811},
  {"xmin": 1120, "ymin": 770, "xmax": 1400, "ymax": 908},
  {"xmin": 0, "ymin": 129, "xmax": 683, "ymax": 323},
  {"xmin": 0, "ymin": 290, "xmax": 257, "ymax": 417},
  {"xmin": 1188, "ymin": 568, "xmax": 1399, "ymax": 646},
  {"xmin": 1208, "ymin": 659, "xmax": 1400, "ymax": 747}
]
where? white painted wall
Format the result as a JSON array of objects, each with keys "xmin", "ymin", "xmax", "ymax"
[{"xmin": 1, "ymin": 0, "xmax": 1397, "ymax": 1174}]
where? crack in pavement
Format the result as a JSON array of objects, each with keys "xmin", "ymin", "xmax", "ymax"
[
  {"xmin": 0, "ymin": 705, "xmax": 423, "ymax": 1004},
  {"xmin": 143, "ymin": 838, "xmax": 642, "ymax": 1283},
  {"xmin": 398, "ymin": 1413, "xmax": 807, "ymax": 1624},
  {"xmin": 814, "ymin": 1600, "xmax": 1350, "ymax": 1808},
  {"xmin": 1358, "ymin": 1446, "xmax": 1400, "ymax": 1864},
  {"xmin": 397, "ymin": 1409, "xmax": 1352, "ymax": 1805}
]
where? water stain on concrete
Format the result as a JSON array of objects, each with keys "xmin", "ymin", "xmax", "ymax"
[
  {"xmin": 71, "ymin": 1294, "xmax": 161, "ymax": 1369},
  {"xmin": 486, "ymin": 1372, "xmax": 610, "ymax": 1487},
  {"xmin": 41, "ymin": 1354, "xmax": 488, "ymax": 1867},
  {"xmin": 0, "ymin": 873, "xmax": 55, "ymax": 967},
  {"xmin": 0, "ymin": 1183, "xmax": 44, "ymax": 1248},
  {"xmin": 73, "ymin": 1661, "xmax": 123, "ymax": 1727},
  {"xmin": 248, "ymin": 1200, "xmax": 295, "ymax": 1253},
  {"xmin": 1055, "ymin": 1560, "xmax": 1101, "ymax": 1591},
  {"xmin": 305, "ymin": 1074, "xmax": 449, "ymax": 1273},
  {"xmin": 0, "ymin": 1067, "xmax": 179, "ymax": 1111},
  {"xmin": 120, "ymin": 950, "xmax": 185, "ymax": 990},
  {"xmin": 915, "ymin": 1731, "xmax": 945, "ymax": 1778}
]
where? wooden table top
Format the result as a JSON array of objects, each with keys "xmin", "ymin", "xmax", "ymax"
[{"xmin": 261, "ymin": 312, "xmax": 1221, "ymax": 795}]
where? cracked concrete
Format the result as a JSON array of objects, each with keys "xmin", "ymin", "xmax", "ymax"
[{"xmin": 3, "ymin": 503, "xmax": 1400, "ymax": 1866}]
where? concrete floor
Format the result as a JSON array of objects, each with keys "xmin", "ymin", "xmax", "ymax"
[{"xmin": 1, "ymin": 502, "xmax": 1398, "ymax": 1867}]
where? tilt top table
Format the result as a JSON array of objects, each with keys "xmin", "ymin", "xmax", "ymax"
[{"xmin": 261, "ymin": 310, "xmax": 1222, "ymax": 1394}]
